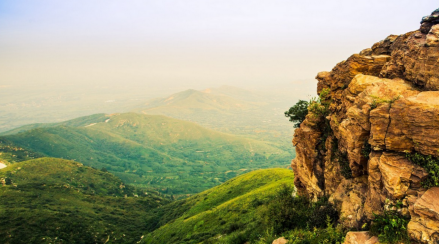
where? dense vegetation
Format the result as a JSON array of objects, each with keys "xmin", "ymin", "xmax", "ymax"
[
  {"xmin": 0, "ymin": 159, "xmax": 349, "ymax": 244},
  {"xmin": 0, "ymin": 157, "xmax": 171, "ymax": 244},
  {"xmin": 370, "ymin": 209, "xmax": 410, "ymax": 244},
  {"xmin": 0, "ymin": 138, "xmax": 42, "ymax": 164},
  {"xmin": 142, "ymin": 169, "xmax": 296, "ymax": 243},
  {"xmin": 406, "ymin": 152, "xmax": 439, "ymax": 189},
  {"xmin": 2, "ymin": 113, "xmax": 292, "ymax": 196},
  {"xmin": 142, "ymin": 169, "xmax": 344, "ymax": 244}
]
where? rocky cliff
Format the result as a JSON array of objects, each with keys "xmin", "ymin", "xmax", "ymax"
[{"xmin": 292, "ymin": 9, "xmax": 439, "ymax": 244}]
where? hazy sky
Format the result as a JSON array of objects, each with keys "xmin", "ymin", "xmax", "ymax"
[{"xmin": 0, "ymin": 0, "xmax": 437, "ymax": 93}]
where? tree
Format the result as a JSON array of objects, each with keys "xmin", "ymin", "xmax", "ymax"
[{"xmin": 284, "ymin": 100, "xmax": 309, "ymax": 128}]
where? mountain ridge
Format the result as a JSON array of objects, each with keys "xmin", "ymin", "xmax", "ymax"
[{"xmin": 2, "ymin": 112, "xmax": 292, "ymax": 196}]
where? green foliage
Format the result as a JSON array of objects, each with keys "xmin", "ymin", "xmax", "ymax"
[
  {"xmin": 285, "ymin": 100, "xmax": 309, "ymax": 128},
  {"xmin": 263, "ymin": 185, "xmax": 339, "ymax": 235},
  {"xmin": 308, "ymin": 88, "xmax": 331, "ymax": 118},
  {"xmin": 282, "ymin": 219, "xmax": 345, "ymax": 244},
  {"xmin": 0, "ymin": 157, "xmax": 171, "ymax": 243},
  {"xmin": 0, "ymin": 138, "xmax": 42, "ymax": 164},
  {"xmin": 3, "ymin": 113, "xmax": 292, "ymax": 196},
  {"xmin": 370, "ymin": 210, "xmax": 410, "ymax": 244},
  {"xmin": 285, "ymin": 88, "xmax": 331, "ymax": 128},
  {"xmin": 308, "ymin": 88, "xmax": 332, "ymax": 151},
  {"xmin": 1, "ymin": 162, "xmax": 343, "ymax": 244},
  {"xmin": 406, "ymin": 152, "xmax": 439, "ymax": 188},
  {"xmin": 142, "ymin": 169, "xmax": 296, "ymax": 244}
]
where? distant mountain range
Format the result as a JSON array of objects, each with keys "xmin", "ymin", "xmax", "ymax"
[
  {"xmin": 1, "ymin": 112, "xmax": 293, "ymax": 195},
  {"xmin": 133, "ymin": 86, "xmax": 295, "ymax": 145}
]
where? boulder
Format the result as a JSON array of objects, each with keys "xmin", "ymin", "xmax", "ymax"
[
  {"xmin": 272, "ymin": 237, "xmax": 288, "ymax": 244},
  {"xmin": 408, "ymin": 187, "xmax": 439, "ymax": 243},
  {"xmin": 343, "ymin": 232, "xmax": 379, "ymax": 244}
]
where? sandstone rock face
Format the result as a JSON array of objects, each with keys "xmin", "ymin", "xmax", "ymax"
[
  {"xmin": 272, "ymin": 237, "xmax": 288, "ymax": 244},
  {"xmin": 343, "ymin": 232, "xmax": 379, "ymax": 244},
  {"xmin": 408, "ymin": 187, "xmax": 439, "ymax": 243},
  {"xmin": 291, "ymin": 9, "xmax": 439, "ymax": 244}
]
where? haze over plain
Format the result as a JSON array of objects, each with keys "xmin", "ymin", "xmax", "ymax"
[{"xmin": 0, "ymin": 0, "xmax": 437, "ymax": 130}]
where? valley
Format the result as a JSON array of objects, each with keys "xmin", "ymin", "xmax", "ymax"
[
  {"xmin": 0, "ymin": 157, "xmax": 171, "ymax": 243},
  {"xmin": 2, "ymin": 2, "xmax": 438, "ymax": 244},
  {"xmin": 1, "ymin": 112, "xmax": 293, "ymax": 197},
  {"xmin": 0, "ymin": 84, "xmax": 300, "ymax": 242}
]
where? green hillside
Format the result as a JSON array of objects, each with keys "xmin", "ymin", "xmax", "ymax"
[
  {"xmin": 142, "ymin": 168, "xmax": 343, "ymax": 244},
  {"xmin": 0, "ymin": 137, "xmax": 43, "ymax": 165},
  {"xmin": 1, "ymin": 164, "xmax": 343, "ymax": 244},
  {"xmin": 3, "ymin": 113, "xmax": 292, "ymax": 196},
  {"xmin": 133, "ymin": 87, "xmax": 295, "ymax": 146},
  {"xmin": 0, "ymin": 113, "xmax": 108, "ymax": 136},
  {"xmin": 142, "ymin": 168, "xmax": 295, "ymax": 244},
  {"xmin": 0, "ymin": 157, "xmax": 170, "ymax": 244}
]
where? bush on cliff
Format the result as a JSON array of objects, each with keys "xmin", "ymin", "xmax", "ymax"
[
  {"xmin": 370, "ymin": 209, "xmax": 410, "ymax": 244},
  {"xmin": 285, "ymin": 88, "xmax": 331, "ymax": 128},
  {"xmin": 406, "ymin": 152, "xmax": 439, "ymax": 189},
  {"xmin": 308, "ymin": 88, "xmax": 331, "ymax": 118},
  {"xmin": 284, "ymin": 100, "xmax": 309, "ymax": 128},
  {"xmin": 263, "ymin": 184, "xmax": 339, "ymax": 235}
]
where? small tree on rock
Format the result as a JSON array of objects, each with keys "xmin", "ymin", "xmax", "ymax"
[{"xmin": 284, "ymin": 100, "xmax": 309, "ymax": 128}]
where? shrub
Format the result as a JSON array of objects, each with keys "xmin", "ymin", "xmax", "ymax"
[
  {"xmin": 406, "ymin": 152, "xmax": 439, "ymax": 188},
  {"xmin": 286, "ymin": 218, "xmax": 345, "ymax": 244},
  {"xmin": 285, "ymin": 100, "xmax": 309, "ymax": 128},
  {"xmin": 370, "ymin": 210, "xmax": 410, "ymax": 244},
  {"xmin": 263, "ymin": 185, "xmax": 339, "ymax": 235},
  {"xmin": 285, "ymin": 88, "xmax": 331, "ymax": 127},
  {"xmin": 308, "ymin": 88, "xmax": 331, "ymax": 118}
]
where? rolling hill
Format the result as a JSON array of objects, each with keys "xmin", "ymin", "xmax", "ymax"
[
  {"xmin": 0, "ymin": 157, "xmax": 170, "ymax": 243},
  {"xmin": 2, "ymin": 113, "xmax": 293, "ymax": 196},
  {"xmin": 1, "ymin": 162, "xmax": 342, "ymax": 244},
  {"xmin": 137, "ymin": 88, "xmax": 259, "ymax": 114},
  {"xmin": 141, "ymin": 168, "xmax": 295, "ymax": 244},
  {"xmin": 133, "ymin": 86, "xmax": 295, "ymax": 146},
  {"xmin": 0, "ymin": 137, "xmax": 43, "ymax": 165}
]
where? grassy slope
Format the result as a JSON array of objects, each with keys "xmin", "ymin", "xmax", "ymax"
[
  {"xmin": 0, "ymin": 157, "xmax": 170, "ymax": 244},
  {"xmin": 0, "ymin": 138, "xmax": 43, "ymax": 165},
  {"xmin": 143, "ymin": 168, "xmax": 295, "ymax": 244},
  {"xmin": 134, "ymin": 88, "xmax": 295, "ymax": 146},
  {"xmin": 3, "ymin": 113, "xmax": 292, "ymax": 195},
  {"xmin": 0, "ymin": 113, "xmax": 108, "ymax": 136}
]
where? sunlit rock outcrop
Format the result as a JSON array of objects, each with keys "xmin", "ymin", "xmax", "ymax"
[{"xmin": 291, "ymin": 8, "xmax": 439, "ymax": 244}]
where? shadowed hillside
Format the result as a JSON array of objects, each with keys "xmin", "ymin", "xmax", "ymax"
[{"xmin": 0, "ymin": 157, "xmax": 170, "ymax": 243}]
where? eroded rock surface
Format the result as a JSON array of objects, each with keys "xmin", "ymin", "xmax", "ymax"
[
  {"xmin": 408, "ymin": 187, "xmax": 439, "ymax": 243},
  {"xmin": 343, "ymin": 232, "xmax": 379, "ymax": 244},
  {"xmin": 291, "ymin": 8, "xmax": 439, "ymax": 244},
  {"xmin": 272, "ymin": 237, "xmax": 288, "ymax": 244}
]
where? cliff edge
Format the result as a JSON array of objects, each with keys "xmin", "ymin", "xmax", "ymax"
[{"xmin": 292, "ymin": 8, "xmax": 439, "ymax": 244}]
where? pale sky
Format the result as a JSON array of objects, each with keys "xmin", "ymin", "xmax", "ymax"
[{"xmin": 0, "ymin": 0, "xmax": 437, "ymax": 93}]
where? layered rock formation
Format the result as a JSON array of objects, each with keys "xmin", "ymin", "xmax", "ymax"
[{"xmin": 292, "ymin": 9, "xmax": 439, "ymax": 244}]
